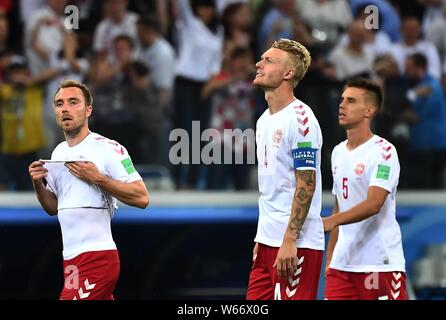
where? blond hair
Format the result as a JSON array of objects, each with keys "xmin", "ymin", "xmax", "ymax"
[
  {"xmin": 272, "ymin": 38, "xmax": 311, "ymax": 88},
  {"xmin": 54, "ymin": 80, "xmax": 93, "ymax": 106}
]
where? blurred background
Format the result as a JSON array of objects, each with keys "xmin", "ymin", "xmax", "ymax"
[{"xmin": 0, "ymin": 0, "xmax": 446, "ymax": 299}]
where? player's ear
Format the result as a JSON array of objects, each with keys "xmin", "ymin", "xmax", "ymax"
[
  {"xmin": 284, "ymin": 68, "xmax": 294, "ymax": 81},
  {"xmin": 365, "ymin": 105, "xmax": 376, "ymax": 118},
  {"xmin": 86, "ymin": 105, "xmax": 93, "ymax": 117}
]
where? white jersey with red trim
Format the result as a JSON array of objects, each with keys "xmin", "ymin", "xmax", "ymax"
[
  {"xmin": 45, "ymin": 132, "xmax": 142, "ymax": 258},
  {"xmin": 254, "ymin": 99, "xmax": 324, "ymax": 250},
  {"xmin": 330, "ymin": 135, "xmax": 405, "ymax": 272}
]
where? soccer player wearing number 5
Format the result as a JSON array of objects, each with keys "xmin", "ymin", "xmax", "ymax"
[
  {"xmin": 28, "ymin": 80, "xmax": 149, "ymax": 300},
  {"xmin": 247, "ymin": 39, "xmax": 324, "ymax": 300},
  {"xmin": 323, "ymin": 78, "xmax": 407, "ymax": 300}
]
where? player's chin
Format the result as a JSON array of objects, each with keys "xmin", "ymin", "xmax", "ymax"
[
  {"xmin": 253, "ymin": 79, "xmax": 270, "ymax": 89},
  {"xmin": 338, "ymin": 119, "xmax": 349, "ymax": 127}
]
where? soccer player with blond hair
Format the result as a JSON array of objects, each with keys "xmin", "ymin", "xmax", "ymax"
[{"xmin": 247, "ymin": 39, "xmax": 324, "ymax": 300}]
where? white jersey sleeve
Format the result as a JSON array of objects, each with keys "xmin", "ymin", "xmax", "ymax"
[
  {"xmin": 101, "ymin": 140, "xmax": 142, "ymax": 183},
  {"xmin": 288, "ymin": 105, "xmax": 322, "ymax": 171},
  {"xmin": 369, "ymin": 140, "xmax": 400, "ymax": 193}
]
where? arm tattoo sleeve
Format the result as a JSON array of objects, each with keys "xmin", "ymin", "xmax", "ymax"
[{"xmin": 287, "ymin": 170, "xmax": 316, "ymax": 239}]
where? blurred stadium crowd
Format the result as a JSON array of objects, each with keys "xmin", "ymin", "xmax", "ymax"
[{"xmin": 0, "ymin": 0, "xmax": 446, "ymax": 191}]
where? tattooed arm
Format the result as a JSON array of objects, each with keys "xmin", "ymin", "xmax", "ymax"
[{"xmin": 274, "ymin": 169, "xmax": 316, "ymax": 278}]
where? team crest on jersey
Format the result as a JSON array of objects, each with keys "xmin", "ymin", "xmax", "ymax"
[
  {"xmin": 355, "ymin": 163, "xmax": 365, "ymax": 176},
  {"xmin": 272, "ymin": 129, "xmax": 282, "ymax": 146}
]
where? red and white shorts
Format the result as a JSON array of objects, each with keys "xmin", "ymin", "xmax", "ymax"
[
  {"xmin": 325, "ymin": 268, "xmax": 407, "ymax": 300},
  {"xmin": 247, "ymin": 243, "xmax": 323, "ymax": 300},
  {"xmin": 60, "ymin": 250, "xmax": 120, "ymax": 300}
]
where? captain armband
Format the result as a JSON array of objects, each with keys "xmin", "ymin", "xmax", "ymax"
[{"xmin": 292, "ymin": 145, "xmax": 317, "ymax": 169}]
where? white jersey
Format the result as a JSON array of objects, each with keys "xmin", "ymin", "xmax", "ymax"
[
  {"xmin": 45, "ymin": 132, "xmax": 142, "ymax": 259},
  {"xmin": 330, "ymin": 135, "xmax": 405, "ymax": 272},
  {"xmin": 254, "ymin": 99, "xmax": 324, "ymax": 250}
]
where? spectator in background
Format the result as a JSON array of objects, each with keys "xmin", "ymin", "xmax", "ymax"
[
  {"xmin": 129, "ymin": 0, "xmax": 171, "ymax": 36},
  {"xmin": 137, "ymin": 16, "xmax": 176, "ymax": 167},
  {"xmin": 0, "ymin": 8, "xmax": 12, "ymax": 81},
  {"xmin": 215, "ymin": 0, "xmax": 247, "ymax": 15},
  {"xmin": 0, "ymin": 8, "xmax": 8, "ymax": 52},
  {"xmin": 291, "ymin": 16, "xmax": 317, "ymax": 48},
  {"xmin": 172, "ymin": 0, "xmax": 224, "ymax": 189},
  {"xmin": 138, "ymin": 16, "xmax": 175, "ymax": 114},
  {"xmin": 297, "ymin": 0, "xmax": 352, "ymax": 45},
  {"xmin": 349, "ymin": 0, "xmax": 401, "ymax": 42},
  {"xmin": 391, "ymin": 16, "xmax": 442, "ymax": 80},
  {"xmin": 93, "ymin": 0, "xmax": 139, "ymax": 61},
  {"xmin": 328, "ymin": 20, "xmax": 374, "ymax": 81},
  {"xmin": 372, "ymin": 54, "xmax": 416, "ymax": 189},
  {"xmin": 221, "ymin": 1, "xmax": 253, "ymax": 67},
  {"xmin": 425, "ymin": 2, "xmax": 446, "ymax": 87},
  {"xmin": 0, "ymin": 56, "xmax": 49, "ymax": 190},
  {"xmin": 23, "ymin": 0, "xmax": 71, "ymax": 156},
  {"xmin": 128, "ymin": 60, "xmax": 164, "ymax": 165},
  {"xmin": 202, "ymin": 46, "xmax": 256, "ymax": 190},
  {"xmin": 418, "ymin": 0, "xmax": 446, "ymax": 34},
  {"xmin": 68, "ymin": 0, "xmax": 104, "ymax": 52},
  {"xmin": 257, "ymin": 0, "xmax": 295, "ymax": 55},
  {"xmin": 89, "ymin": 35, "xmax": 149, "ymax": 164},
  {"xmin": 404, "ymin": 53, "xmax": 446, "ymax": 189},
  {"xmin": 19, "ymin": 0, "xmax": 45, "ymax": 25},
  {"xmin": 24, "ymin": 0, "xmax": 69, "ymax": 75},
  {"xmin": 338, "ymin": 9, "xmax": 393, "ymax": 57}
]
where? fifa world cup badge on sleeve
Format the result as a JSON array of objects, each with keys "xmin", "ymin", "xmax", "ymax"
[
  {"xmin": 376, "ymin": 164, "xmax": 390, "ymax": 180},
  {"xmin": 121, "ymin": 158, "xmax": 136, "ymax": 174},
  {"xmin": 292, "ymin": 142, "xmax": 317, "ymax": 169}
]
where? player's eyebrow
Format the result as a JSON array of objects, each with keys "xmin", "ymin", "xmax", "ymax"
[
  {"xmin": 260, "ymin": 55, "xmax": 275, "ymax": 62},
  {"xmin": 54, "ymin": 97, "xmax": 80, "ymax": 104},
  {"xmin": 341, "ymin": 95, "xmax": 356, "ymax": 102}
]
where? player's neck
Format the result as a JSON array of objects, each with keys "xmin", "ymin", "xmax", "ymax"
[
  {"xmin": 65, "ymin": 126, "xmax": 91, "ymax": 147},
  {"xmin": 265, "ymin": 89, "xmax": 295, "ymax": 115},
  {"xmin": 346, "ymin": 127, "xmax": 374, "ymax": 150}
]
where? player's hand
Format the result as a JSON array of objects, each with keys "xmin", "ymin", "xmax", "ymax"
[
  {"xmin": 324, "ymin": 258, "xmax": 332, "ymax": 278},
  {"xmin": 274, "ymin": 240, "xmax": 297, "ymax": 278},
  {"xmin": 252, "ymin": 243, "xmax": 258, "ymax": 262},
  {"xmin": 322, "ymin": 216, "xmax": 337, "ymax": 232},
  {"xmin": 65, "ymin": 161, "xmax": 102, "ymax": 184},
  {"xmin": 29, "ymin": 160, "xmax": 48, "ymax": 183}
]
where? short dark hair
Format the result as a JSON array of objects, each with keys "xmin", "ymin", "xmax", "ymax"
[
  {"xmin": 113, "ymin": 34, "xmax": 135, "ymax": 49},
  {"xmin": 344, "ymin": 77, "xmax": 383, "ymax": 113},
  {"xmin": 191, "ymin": 0, "xmax": 215, "ymax": 10},
  {"xmin": 408, "ymin": 53, "xmax": 428, "ymax": 70},
  {"xmin": 54, "ymin": 80, "xmax": 93, "ymax": 106},
  {"xmin": 138, "ymin": 16, "xmax": 162, "ymax": 34}
]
